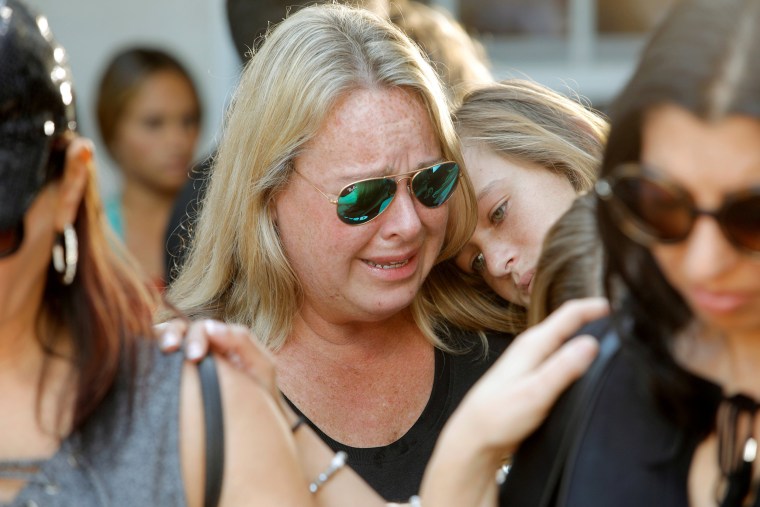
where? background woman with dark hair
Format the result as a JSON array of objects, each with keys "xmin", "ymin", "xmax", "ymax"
[{"xmin": 96, "ymin": 47, "xmax": 201, "ymax": 289}]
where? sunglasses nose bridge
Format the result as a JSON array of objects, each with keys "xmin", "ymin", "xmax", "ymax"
[{"xmin": 393, "ymin": 174, "xmax": 414, "ymax": 195}]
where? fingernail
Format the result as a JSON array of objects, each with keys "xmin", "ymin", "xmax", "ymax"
[
  {"xmin": 204, "ymin": 320, "xmax": 224, "ymax": 337},
  {"xmin": 227, "ymin": 352, "xmax": 244, "ymax": 369},
  {"xmin": 79, "ymin": 144, "xmax": 93, "ymax": 164},
  {"xmin": 186, "ymin": 341, "xmax": 205, "ymax": 360},
  {"xmin": 160, "ymin": 330, "xmax": 181, "ymax": 349}
]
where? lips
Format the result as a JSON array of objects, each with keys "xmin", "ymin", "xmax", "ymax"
[
  {"xmin": 517, "ymin": 270, "xmax": 535, "ymax": 293},
  {"xmin": 362, "ymin": 251, "xmax": 416, "ymax": 270},
  {"xmin": 688, "ymin": 288, "xmax": 751, "ymax": 314},
  {"xmin": 364, "ymin": 258, "xmax": 410, "ymax": 269}
]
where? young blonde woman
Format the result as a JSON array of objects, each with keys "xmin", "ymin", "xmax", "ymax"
[{"xmin": 429, "ymin": 79, "xmax": 608, "ymax": 334}]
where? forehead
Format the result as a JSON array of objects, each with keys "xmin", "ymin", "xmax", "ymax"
[
  {"xmin": 463, "ymin": 143, "xmax": 546, "ymax": 198},
  {"xmin": 298, "ymin": 87, "xmax": 441, "ymax": 182},
  {"xmin": 641, "ymin": 105, "xmax": 760, "ymax": 201},
  {"xmin": 126, "ymin": 71, "xmax": 196, "ymax": 110}
]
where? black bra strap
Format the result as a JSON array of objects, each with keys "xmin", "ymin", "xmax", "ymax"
[{"xmin": 199, "ymin": 355, "xmax": 225, "ymax": 507}]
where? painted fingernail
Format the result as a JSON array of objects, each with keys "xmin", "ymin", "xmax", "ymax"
[
  {"xmin": 160, "ymin": 330, "xmax": 181, "ymax": 349},
  {"xmin": 186, "ymin": 341, "xmax": 205, "ymax": 360},
  {"xmin": 204, "ymin": 320, "xmax": 224, "ymax": 336},
  {"xmin": 79, "ymin": 143, "xmax": 93, "ymax": 164}
]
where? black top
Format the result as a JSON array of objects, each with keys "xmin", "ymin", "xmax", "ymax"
[
  {"xmin": 501, "ymin": 318, "xmax": 726, "ymax": 507},
  {"xmin": 286, "ymin": 330, "xmax": 510, "ymax": 502}
]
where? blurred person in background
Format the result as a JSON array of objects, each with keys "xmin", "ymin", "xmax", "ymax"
[{"xmin": 96, "ymin": 47, "xmax": 201, "ymax": 290}]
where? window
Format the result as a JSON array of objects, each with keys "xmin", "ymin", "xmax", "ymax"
[{"xmin": 430, "ymin": 0, "xmax": 678, "ymax": 109}]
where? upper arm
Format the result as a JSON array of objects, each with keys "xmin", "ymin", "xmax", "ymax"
[{"xmin": 180, "ymin": 355, "xmax": 315, "ymax": 507}]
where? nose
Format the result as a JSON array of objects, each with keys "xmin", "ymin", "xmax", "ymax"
[
  {"xmin": 379, "ymin": 178, "xmax": 423, "ymax": 239},
  {"xmin": 680, "ymin": 215, "xmax": 737, "ymax": 283},
  {"xmin": 481, "ymin": 239, "xmax": 516, "ymax": 280},
  {"xmin": 167, "ymin": 120, "xmax": 197, "ymax": 152}
]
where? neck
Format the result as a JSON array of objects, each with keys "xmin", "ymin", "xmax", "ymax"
[
  {"xmin": 676, "ymin": 322, "xmax": 760, "ymax": 398},
  {"xmin": 276, "ymin": 307, "xmax": 431, "ymax": 370},
  {"xmin": 121, "ymin": 179, "xmax": 177, "ymax": 215},
  {"xmin": 0, "ymin": 320, "xmax": 44, "ymax": 379},
  {"xmin": 0, "ymin": 287, "xmax": 45, "ymax": 376}
]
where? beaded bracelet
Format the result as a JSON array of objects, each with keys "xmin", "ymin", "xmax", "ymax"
[{"xmin": 309, "ymin": 451, "xmax": 348, "ymax": 494}]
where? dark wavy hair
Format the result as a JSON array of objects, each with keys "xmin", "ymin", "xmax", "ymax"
[{"xmin": 598, "ymin": 0, "xmax": 760, "ymax": 436}]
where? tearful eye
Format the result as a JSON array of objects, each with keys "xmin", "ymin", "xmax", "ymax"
[{"xmin": 471, "ymin": 252, "xmax": 485, "ymax": 273}]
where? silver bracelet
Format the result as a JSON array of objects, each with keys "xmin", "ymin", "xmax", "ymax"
[
  {"xmin": 409, "ymin": 495, "xmax": 422, "ymax": 507},
  {"xmin": 309, "ymin": 451, "xmax": 348, "ymax": 494}
]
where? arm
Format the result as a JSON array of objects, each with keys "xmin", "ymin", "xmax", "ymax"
[
  {"xmin": 180, "ymin": 356, "xmax": 316, "ymax": 507},
  {"xmin": 419, "ymin": 298, "xmax": 608, "ymax": 507},
  {"xmin": 164, "ymin": 320, "xmax": 386, "ymax": 507},
  {"xmin": 278, "ymin": 398, "xmax": 387, "ymax": 507}
]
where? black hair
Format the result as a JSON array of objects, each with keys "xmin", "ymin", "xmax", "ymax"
[{"xmin": 598, "ymin": 0, "xmax": 760, "ymax": 437}]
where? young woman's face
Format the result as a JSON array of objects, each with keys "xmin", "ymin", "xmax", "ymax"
[
  {"xmin": 110, "ymin": 70, "xmax": 200, "ymax": 194},
  {"xmin": 454, "ymin": 144, "xmax": 577, "ymax": 306},
  {"xmin": 642, "ymin": 105, "xmax": 760, "ymax": 338},
  {"xmin": 273, "ymin": 87, "xmax": 450, "ymax": 324}
]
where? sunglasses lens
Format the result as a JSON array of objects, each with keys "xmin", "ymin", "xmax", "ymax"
[
  {"xmin": 412, "ymin": 162, "xmax": 460, "ymax": 208},
  {"xmin": 0, "ymin": 222, "xmax": 24, "ymax": 258},
  {"xmin": 612, "ymin": 175, "xmax": 693, "ymax": 243},
  {"xmin": 723, "ymin": 194, "xmax": 760, "ymax": 253},
  {"xmin": 336, "ymin": 178, "xmax": 396, "ymax": 225}
]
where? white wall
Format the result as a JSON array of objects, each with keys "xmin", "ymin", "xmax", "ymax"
[{"xmin": 30, "ymin": 0, "xmax": 241, "ymax": 199}]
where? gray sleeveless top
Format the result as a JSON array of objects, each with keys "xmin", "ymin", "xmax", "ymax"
[{"xmin": 1, "ymin": 342, "xmax": 187, "ymax": 507}]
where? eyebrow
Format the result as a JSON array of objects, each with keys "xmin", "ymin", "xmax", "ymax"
[{"xmin": 476, "ymin": 178, "xmax": 507, "ymax": 202}]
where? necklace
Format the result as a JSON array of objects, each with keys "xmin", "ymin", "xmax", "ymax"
[{"xmin": 715, "ymin": 394, "xmax": 760, "ymax": 506}]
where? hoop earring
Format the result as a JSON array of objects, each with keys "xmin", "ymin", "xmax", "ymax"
[{"xmin": 52, "ymin": 223, "xmax": 78, "ymax": 285}]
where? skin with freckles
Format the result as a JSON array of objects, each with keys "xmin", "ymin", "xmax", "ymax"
[
  {"xmin": 454, "ymin": 144, "xmax": 577, "ymax": 307},
  {"xmin": 274, "ymin": 86, "xmax": 449, "ymax": 325}
]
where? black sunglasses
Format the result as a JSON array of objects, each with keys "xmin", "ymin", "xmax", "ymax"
[
  {"xmin": 0, "ymin": 221, "xmax": 24, "ymax": 258},
  {"xmin": 595, "ymin": 163, "xmax": 760, "ymax": 256},
  {"xmin": 297, "ymin": 161, "xmax": 460, "ymax": 225}
]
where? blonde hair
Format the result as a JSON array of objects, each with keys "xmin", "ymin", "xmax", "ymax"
[
  {"xmin": 166, "ymin": 3, "xmax": 477, "ymax": 350},
  {"xmin": 527, "ymin": 194, "xmax": 603, "ymax": 327},
  {"xmin": 432, "ymin": 79, "xmax": 608, "ymax": 335}
]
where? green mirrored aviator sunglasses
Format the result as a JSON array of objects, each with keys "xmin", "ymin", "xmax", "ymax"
[{"xmin": 297, "ymin": 161, "xmax": 460, "ymax": 225}]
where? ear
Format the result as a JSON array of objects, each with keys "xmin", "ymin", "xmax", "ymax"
[{"xmin": 54, "ymin": 137, "xmax": 94, "ymax": 230}]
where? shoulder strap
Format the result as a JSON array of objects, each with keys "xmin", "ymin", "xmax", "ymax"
[
  {"xmin": 198, "ymin": 355, "xmax": 225, "ymax": 507},
  {"xmin": 500, "ymin": 318, "xmax": 621, "ymax": 507}
]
